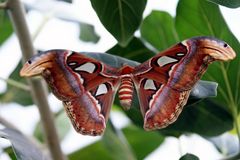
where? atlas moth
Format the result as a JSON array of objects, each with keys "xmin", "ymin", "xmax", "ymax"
[{"xmin": 20, "ymin": 36, "xmax": 236, "ymax": 136}]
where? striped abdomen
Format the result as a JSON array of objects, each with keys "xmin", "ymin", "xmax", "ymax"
[{"xmin": 118, "ymin": 77, "xmax": 134, "ymax": 110}]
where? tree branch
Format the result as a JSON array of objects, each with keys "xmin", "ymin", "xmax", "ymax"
[
  {"xmin": 0, "ymin": 77, "xmax": 30, "ymax": 91},
  {"xmin": 6, "ymin": 0, "xmax": 66, "ymax": 160}
]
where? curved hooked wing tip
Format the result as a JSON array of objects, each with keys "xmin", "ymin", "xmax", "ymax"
[
  {"xmin": 183, "ymin": 36, "xmax": 236, "ymax": 61},
  {"xmin": 20, "ymin": 51, "xmax": 55, "ymax": 77}
]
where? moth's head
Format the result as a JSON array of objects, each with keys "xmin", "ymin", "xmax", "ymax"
[
  {"xmin": 183, "ymin": 36, "xmax": 236, "ymax": 61},
  {"xmin": 20, "ymin": 51, "xmax": 55, "ymax": 77}
]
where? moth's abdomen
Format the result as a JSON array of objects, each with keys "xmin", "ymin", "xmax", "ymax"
[{"xmin": 118, "ymin": 77, "xmax": 134, "ymax": 110}]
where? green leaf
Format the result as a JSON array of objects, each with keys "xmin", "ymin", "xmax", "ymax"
[
  {"xmin": 102, "ymin": 124, "xmax": 137, "ymax": 160},
  {"xmin": 122, "ymin": 125, "xmax": 164, "ymax": 159},
  {"xmin": 0, "ymin": 128, "xmax": 48, "ymax": 160},
  {"xmin": 34, "ymin": 109, "xmax": 70, "ymax": 142},
  {"xmin": 140, "ymin": 10, "xmax": 179, "ymax": 51},
  {"xmin": 81, "ymin": 52, "xmax": 139, "ymax": 68},
  {"xmin": 107, "ymin": 37, "xmax": 155, "ymax": 62},
  {"xmin": 207, "ymin": 0, "xmax": 240, "ymax": 8},
  {"xmin": 90, "ymin": 0, "xmax": 147, "ymax": 46},
  {"xmin": 79, "ymin": 23, "xmax": 100, "ymax": 43},
  {"xmin": 161, "ymin": 99, "xmax": 233, "ymax": 137},
  {"xmin": 68, "ymin": 124, "xmax": 164, "ymax": 160},
  {"xmin": 68, "ymin": 141, "xmax": 113, "ymax": 160},
  {"xmin": 3, "ymin": 147, "xmax": 17, "ymax": 160},
  {"xmin": 68, "ymin": 124, "xmax": 137, "ymax": 160},
  {"xmin": 179, "ymin": 153, "xmax": 199, "ymax": 160},
  {"xmin": 0, "ymin": 11, "xmax": 13, "ymax": 45},
  {"xmin": 0, "ymin": 61, "xmax": 33, "ymax": 105},
  {"xmin": 176, "ymin": 0, "xmax": 240, "ymax": 115}
]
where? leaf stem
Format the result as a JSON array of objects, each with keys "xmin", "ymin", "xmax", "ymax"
[
  {"xmin": 0, "ymin": 77, "xmax": 30, "ymax": 91},
  {"xmin": 117, "ymin": 0, "xmax": 125, "ymax": 43},
  {"xmin": 232, "ymin": 107, "xmax": 240, "ymax": 153},
  {"xmin": 220, "ymin": 63, "xmax": 235, "ymax": 108},
  {"xmin": 220, "ymin": 62, "xmax": 240, "ymax": 152},
  {"xmin": 108, "ymin": 119, "xmax": 137, "ymax": 160}
]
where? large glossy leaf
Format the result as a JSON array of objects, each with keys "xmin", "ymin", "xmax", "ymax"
[
  {"xmin": 68, "ymin": 125, "xmax": 137, "ymax": 160},
  {"xmin": 140, "ymin": 10, "xmax": 179, "ymax": 51},
  {"xmin": 122, "ymin": 125, "xmax": 164, "ymax": 159},
  {"xmin": 0, "ymin": 11, "xmax": 13, "ymax": 45},
  {"xmin": 68, "ymin": 124, "xmax": 164, "ymax": 160},
  {"xmin": 0, "ymin": 128, "xmax": 49, "ymax": 160},
  {"xmin": 207, "ymin": 0, "xmax": 240, "ymax": 8},
  {"xmin": 107, "ymin": 37, "xmax": 155, "ymax": 63},
  {"xmin": 176, "ymin": 0, "xmax": 240, "ymax": 113},
  {"xmin": 90, "ymin": 0, "xmax": 147, "ymax": 46},
  {"xmin": 161, "ymin": 99, "xmax": 233, "ymax": 137},
  {"xmin": 101, "ymin": 124, "xmax": 137, "ymax": 160},
  {"xmin": 68, "ymin": 141, "xmax": 112, "ymax": 160},
  {"xmin": 0, "ymin": 61, "xmax": 33, "ymax": 105},
  {"xmin": 82, "ymin": 52, "xmax": 139, "ymax": 68}
]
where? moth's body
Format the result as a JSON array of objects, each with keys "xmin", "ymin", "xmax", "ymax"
[{"xmin": 20, "ymin": 36, "xmax": 236, "ymax": 136}]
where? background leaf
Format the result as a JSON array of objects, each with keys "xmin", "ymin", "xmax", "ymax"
[
  {"xmin": 207, "ymin": 0, "xmax": 240, "ymax": 8},
  {"xmin": 34, "ymin": 109, "xmax": 70, "ymax": 142},
  {"xmin": 0, "ymin": 128, "xmax": 49, "ymax": 160},
  {"xmin": 68, "ymin": 141, "xmax": 112, "ymax": 160},
  {"xmin": 161, "ymin": 99, "xmax": 233, "ymax": 137},
  {"xmin": 79, "ymin": 22, "xmax": 100, "ymax": 43},
  {"xmin": 0, "ymin": 61, "xmax": 33, "ymax": 105},
  {"xmin": 0, "ymin": 11, "xmax": 13, "ymax": 45},
  {"xmin": 179, "ymin": 153, "xmax": 199, "ymax": 160},
  {"xmin": 140, "ymin": 10, "xmax": 179, "ymax": 51},
  {"xmin": 107, "ymin": 37, "xmax": 155, "ymax": 62},
  {"xmin": 101, "ymin": 124, "xmax": 137, "ymax": 160},
  {"xmin": 68, "ymin": 124, "xmax": 164, "ymax": 160},
  {"xmin": 90, "ymin": 0, "xmax": 147, "ymax": 46},
  {"xmin": 122, "ymin": 125, "xmax": 164, "ymax": 159},
  {"xmin": 81, "ymin": 52, "xmax": 139, "ymax": 67},
  {"xmin": 3, "ymin": 147, "xmax": 17, "ymax": 160}
]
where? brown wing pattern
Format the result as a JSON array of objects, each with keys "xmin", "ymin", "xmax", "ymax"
[
  {"xmin": 133, "ymin": 37, "xmax": 236, "ymax": 130},
  {"xmin": 132, "ymin": 43, "xmax": 190, "ymax": 130},
  {"xmin": 21, "ymin": 50, "xmax": 120, "ymax": 136}
]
